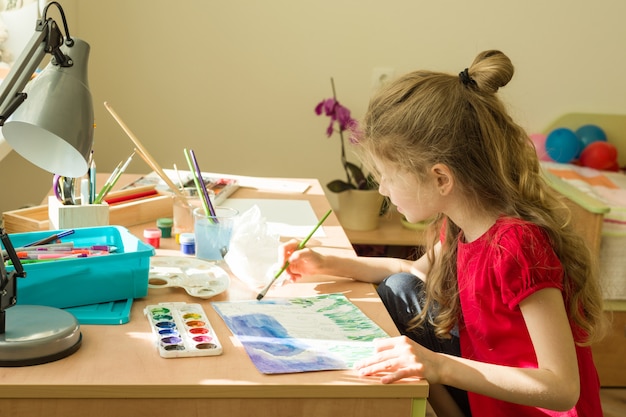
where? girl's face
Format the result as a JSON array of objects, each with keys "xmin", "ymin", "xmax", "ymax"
[{"xmin": 374, "ymin": 157, "xmax": 442, "ymax": 223}]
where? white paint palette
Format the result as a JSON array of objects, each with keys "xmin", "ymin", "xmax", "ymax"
[{"xmin": 148, "ymin": 256, "xmax": 230, "ymax": 299}]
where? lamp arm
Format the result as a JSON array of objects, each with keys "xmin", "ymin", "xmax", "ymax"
[
  {"xmin": 0, "ymin": 229, "xmax": 25, "ymax": 334},
  {"xmin": 0, "ymin": 15, "xmax": 69, "ymax": 125},
  {"xmin": 0, "ymin": 26, "xmax": 46, "ymax": 124}
]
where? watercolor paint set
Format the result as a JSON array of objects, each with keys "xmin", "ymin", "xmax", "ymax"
[{"xmin": 144, "ymin": 302, "xmax": 223, "ymax": 358}]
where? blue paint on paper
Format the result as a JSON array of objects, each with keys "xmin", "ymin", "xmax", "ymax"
[{"xmin": 213, "ymin": 293, "xmax": 389, "ymax": 374}]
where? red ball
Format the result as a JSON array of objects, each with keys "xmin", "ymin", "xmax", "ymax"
[
  {"xmin": 606, "ymin": 161, "xmax": 620, "ymax": 172},
  {"xmin": 579, "ymin": 141, "xmax": 618, "ymax": 170}
]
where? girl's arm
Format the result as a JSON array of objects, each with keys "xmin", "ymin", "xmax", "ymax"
[
  {"xmin": 281, "ymin": 240, "xmax": 439, "ymax": 284},
  {"xmin": 356, "ymin": 287, "xmax": 581, "ymax": 411}
]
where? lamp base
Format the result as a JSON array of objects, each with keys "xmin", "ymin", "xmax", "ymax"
[{"xmin": 0, "ymin": 305, "xmax": 82, "ymax": 367}]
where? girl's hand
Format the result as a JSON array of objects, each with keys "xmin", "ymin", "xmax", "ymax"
[
  {"xmin": 354, "ymin": 336, "xmax": 439, "ymax": 384},
  {"xmin": 279, "ymin": 239, "xmax": 326, "ymax": 282}
]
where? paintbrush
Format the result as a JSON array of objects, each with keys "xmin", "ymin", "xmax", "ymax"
[
  {"xmin": 183, "ymin": 148, "xmax": 217, "ymax": 220},
  {"xmin": 104, "ymin": 101, "xmax": 186, "ymax": 200},
  {"xmin": 256, "ymin": 209, "xmax": 332, "ymax": 301}
]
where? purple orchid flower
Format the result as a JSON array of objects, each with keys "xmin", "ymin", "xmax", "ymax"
[
  {"xmin": 315, "ymin": 98, "xmax": 357, "ymax": 137},
  {"xmin": 313, "ymin": 78, "xmax": 382, "ymax": 196}
]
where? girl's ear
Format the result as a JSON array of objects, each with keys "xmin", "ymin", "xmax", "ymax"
[{"xmin": 431, "ymin": 163, "xmax": 454, "ymax": 196}]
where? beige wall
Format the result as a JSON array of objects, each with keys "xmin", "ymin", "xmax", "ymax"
[{"xmin": 2, "ymin": 0, "xmax": 626, "ymax": 216}]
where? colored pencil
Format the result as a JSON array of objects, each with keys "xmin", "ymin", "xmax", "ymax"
[{"xmin": 94, "ymin": 152, "xmax": 135, "ymax": 204}]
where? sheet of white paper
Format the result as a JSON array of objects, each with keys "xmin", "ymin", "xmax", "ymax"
[
  {"xmin": 234, "ymin": 177, "xmax": 310, "ymax": 193},
  {"xmin": 157, "ymin": 169, "xmax": 310, "ymax": 194},
  {"xmin": 220, "ymin": 199, "xmax": 325, "ymax": 238},
  {"xmin": 124, "ymin": 171, "xmax": 310, "ymax": 196}
]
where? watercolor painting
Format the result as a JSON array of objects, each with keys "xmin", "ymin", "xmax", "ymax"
[{"xmin": 212, "ymin": 293, "xmax": 389, "ymax": 374}]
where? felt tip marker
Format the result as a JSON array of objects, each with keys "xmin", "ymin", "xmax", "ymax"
[{"xmin": 36, "ymin": 253, "xmax": 85, "ymax": 260}]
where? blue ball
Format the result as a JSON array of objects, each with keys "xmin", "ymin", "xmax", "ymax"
[
  {"xmin": 546, "ymin": 128, "xmax": 582, "ymax": 163},
  {"xmin": 576, "ymin": 124, "xmax": 607, "ymax": 149}
]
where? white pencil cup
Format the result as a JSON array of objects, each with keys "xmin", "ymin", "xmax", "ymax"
[{"xmin": 48, "ymin": 196, "xmax": 109, "ymax": 229}]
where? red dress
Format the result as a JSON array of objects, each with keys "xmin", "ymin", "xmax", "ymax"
[{"xmin": 456, "ymin": 217, "xmax": 602, "ymax": 416}]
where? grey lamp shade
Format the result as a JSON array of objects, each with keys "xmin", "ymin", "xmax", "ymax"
[{"xmin": 1, "ymin": 38, "xmax": 94, "ymax": 178}]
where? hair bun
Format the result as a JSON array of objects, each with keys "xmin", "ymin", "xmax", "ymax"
[{"xmin": 466, "ymin": 50, "xmax": 514, "ymax": 94}]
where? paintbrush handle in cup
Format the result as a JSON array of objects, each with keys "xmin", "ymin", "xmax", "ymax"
[{"xmin": 104, "ymin": 101, "xmax": 186, "ymax": 199}]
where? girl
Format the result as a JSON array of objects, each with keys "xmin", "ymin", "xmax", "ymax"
[{"xmin": 281, "ymin": 50, "xmax": 606, "ymax": 416}]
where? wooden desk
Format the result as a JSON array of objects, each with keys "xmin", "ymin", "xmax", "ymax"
[{"xmin": 0, "ymin": 178, "xmax": 428, "ymax": 417}]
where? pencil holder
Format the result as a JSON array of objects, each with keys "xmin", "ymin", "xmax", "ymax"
[{"xmin": 48, "ymin": 196, "xmax": 109, "ymax": 229}]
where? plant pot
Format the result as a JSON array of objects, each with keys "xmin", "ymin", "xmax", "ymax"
[{"xmin": 337, "ymin": 189, "xmax": 384, "ymax": 231}]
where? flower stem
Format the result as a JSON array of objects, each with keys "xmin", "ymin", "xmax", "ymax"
[{"xmin": 330, "ymin": 77, "xmax": 352, "ymax": 186}]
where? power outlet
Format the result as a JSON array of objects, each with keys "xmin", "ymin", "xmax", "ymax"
[{"xmin": 371, "ymin": 67, "xmax": 395, "ymax": 90}]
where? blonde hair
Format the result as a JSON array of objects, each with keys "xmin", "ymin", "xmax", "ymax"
[{"xmin": 359, "ymin": 50, "xmax": 606, "ymax": 344}]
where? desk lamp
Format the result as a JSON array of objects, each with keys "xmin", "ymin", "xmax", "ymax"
[{"xmin": 0, "ymin": 1, "xmax": 93, "ymax": 366}]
